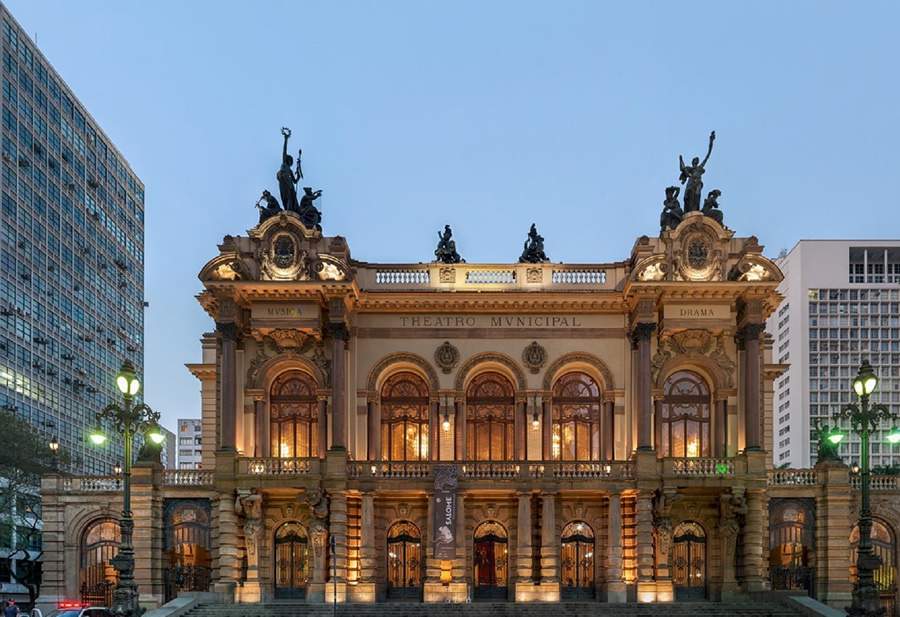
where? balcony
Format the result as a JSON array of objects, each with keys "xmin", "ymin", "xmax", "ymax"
[
  {"xmin": 238, "ymin": 456, "xmax": 320, "ymax": 476},
  {"xmin": 347, "ymin": 460, "xmax": 634, "ymax": 485},
  {"xmin": 163, "ymin": 469, "xmax": 214, "ymax": 486}
]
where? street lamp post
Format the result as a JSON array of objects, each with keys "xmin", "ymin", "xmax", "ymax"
[
  {"xmin": 89, "ymin": 360, "xmax": 164, "ymax": 617},
  {"xmin": 824, "ymin": 360, "xmax": 900, "ymax": 617}
]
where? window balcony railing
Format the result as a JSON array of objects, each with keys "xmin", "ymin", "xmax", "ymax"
[
  {"xmin": 850, "ymin": 474, "xmax": 899, "ymax": 491},
  {"xmin": 239, "ymin": 457, "xmax": 319, "ymax": 476},
  {"xmin": 668, "ymin": 457, "xmax": 735, "ymax": 477},
  {"xmin": 163, "ymin": 469, "xmax": 214, "ymax": 486},
  {"xmin": 348, "ymin": 460, "xmax": 633, "ymax": 481},
  {"xmin": 768, "ymin": 469, "xmax": 818, "ymax": 486}
]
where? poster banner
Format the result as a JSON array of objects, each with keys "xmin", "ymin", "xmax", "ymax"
[{"xmin": 432, "ymin": 464, "xmax": 459, "ymax": 559}]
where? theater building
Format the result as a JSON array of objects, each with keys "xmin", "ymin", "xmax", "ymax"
[{"xmin": 36, "ymin": 183, "xmax": 900, "ymax": 611}]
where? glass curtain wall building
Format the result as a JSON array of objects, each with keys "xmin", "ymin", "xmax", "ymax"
[{"xmin": 0, "ymin": 3, "xmax": 145, "ymax": 476}]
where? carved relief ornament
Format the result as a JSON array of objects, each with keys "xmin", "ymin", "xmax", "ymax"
[
  {"xmin": 434, "ymin": 341, "xmax": 460, "ymax": 374},
  {"xmin": 651, "ymin": 329, "xmax": 736, "ymax": 387},
  {"xmin": 522, "ymin": 341, "xmax": 547, "ymax": 374}
]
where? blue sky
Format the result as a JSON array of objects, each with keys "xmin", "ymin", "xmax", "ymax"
[{"xmin": 7, "ymin": 1, "xmax": 899, "ymax": 432}]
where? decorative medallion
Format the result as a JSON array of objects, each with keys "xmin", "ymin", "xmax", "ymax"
[
  {"xmin": 260, "ymin": 227, "xmax": 310, "ymax": 281},
  {"xmin": 435, "ymin": 341, "xmax": 460, "ymax": 374},
  {"xmin": 676, "ymin": 227, "xmax": 721, "ymax": 282},
  {"xmin": 274, "ymin": 235, "xmax": 295, "ymax": 268},
  {"xmin": 522, "ymin": 341, "xmax": 547, "ymax": 374},
  {"xmin": 439, "ymin": 267, "xmax": 456, "ymax": 283},
  {"xmin": 397, "ymin": 503, "xmax": 410, "ymax": 518}
]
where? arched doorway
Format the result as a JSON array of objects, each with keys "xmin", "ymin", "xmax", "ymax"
[
  {"xmin": 851, "ymin": 519, "xmax": 898, "ymax": 616},
  {"xmin": 673, "ymin": 521, "xmax": 706, "ymax": 600},
  {"xmin": 79, "ymin": 519, "xmax": 120, "ymax": 606},
  {"xmin": 473, "ymin": 520, "xmax": 509, "ymax": 600},
  {"xmin": 274, "ymin": 522, "xmax": 311, "ymax": 599},
  {"xmin": 658, "ymin": 371, "xmax": 711, "ymax": 458},
  {"xmin": 386, "ymin": 521, "xmax": 422, "ymax": 600},
  {"xmin": 561, "ymin": 520, "xmax": 595, "ymax": 599},
  {"xmin": 163, "ymin": 500, "xmax": 212, "ymax": 602},
  {"xmin": 769, "ymin": 499, "xmax": 815, "ymax": 595}
]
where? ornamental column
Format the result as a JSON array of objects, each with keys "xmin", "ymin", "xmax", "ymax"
[
  {"xmin": 217, "ymin": 321, "xmax": 238, "ymax": 452},
  {"xmin": 516, "ymin": 492, "xmax": 533, "ymax": 582},
  {"xmin": 739, "ymin": 489, "xmax": 766, "ymax": 591},
  {"xmin": 252, "ymin": 394, "xmax": 266, "ymax": 457},
  {"xmin": 328, "ymin": 322, "xmax": 350, "ymax": 451},
  {"xmin": 632, "ymin": 323, "xmax": 656, "ymax": 451},
  {"xmin": 542, "ymin": 398, "xmax": 552, "ymax": 459},
  {"xmin": 714, "ymin": 399, "xmax": 727, "ymax": 458},
  {"xmin": 359, "ymin": 492, "xmax": 376, "ymax": 583},
  {"xmin": 635, "ymin": 491, "xmax": 656, "ymax": 602},
  {"xmin": 606, "ymin": 492, "xmax": 626, "ymax": 602},
  {"xmin": 740, "ymin": 323, "xmax": 764, "ymax": 451},
  {"xmin": 540, "ymin": 492, "xmax": 558, "ymax": 584},
  {"xmin": 366, "ymin": 398, "xmax": 381, "ymax": 460}
]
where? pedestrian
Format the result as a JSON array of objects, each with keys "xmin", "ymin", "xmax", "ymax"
[{"xmin": 3, "ymin": 599, "xmax": 18, "ymax": 617}]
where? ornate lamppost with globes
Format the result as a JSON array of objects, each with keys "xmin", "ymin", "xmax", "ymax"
[
  {"xmin": 818, "ymin": 360, "xmax": 900, "ymax": 617},
  {"xmin": 89, "ymin": 360, "xmax": 165, "ymax": 617}
]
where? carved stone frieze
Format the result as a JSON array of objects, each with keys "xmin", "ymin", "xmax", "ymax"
[
  {"xmin": 439, "ymin": 267, "xmax": 456, "ymax": 283},
  {"xmin": 434, "ymin": 341, "xmax": 460, "ymax": 374},
  {"xmin": 245, "ymin": 334, "xmax": 331, "ymax": 388},
  {"xmin": 651, "ymin": 329, "xmax": 735, "ymax": 387},
  {"xmin": 526, "ymin": 267, "xmax": 543, "ymax": 283}
]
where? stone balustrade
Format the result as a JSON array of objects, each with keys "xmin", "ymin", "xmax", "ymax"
[
  {"xmin": 357, "ymin": 262, "xmax": 620, "ymax": 291},
  {"xmin": 240, "ymin": 456, "xmax": 319, "ymax": 476},
  {"xmin": 62, "ymin": 476, "xmax": 121, "ymax": 492},
  {"xmin": 669, "ymin": 457, "xmax": 735, "ymax": 477},
  {"xmin": 850, "ymin": 473, "xmax": 900, "ymax": 490},
  {"xmin": 530, "ymin": 461, "xmax": 633, "ymax": 480},
  {"xmin": 768, "ymin": 469, "xmax": 818, "ymax": 486},
  {"xmin": 163, "ymin": 469, "xmax": 214, "ymax": 486}
]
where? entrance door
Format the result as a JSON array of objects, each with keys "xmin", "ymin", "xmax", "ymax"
[
  {"xmin": 274, "ymin": 522, "xmax": 311, "ymax": 599},
  {"xmin": 769, "ymin": 499, "xmax": 815, "ymax": 596},
  {"xmin": 164, "ymin": 501, "xmax": 212, "ymax": 602},
  {"xmin": 561, "ymin": 521, "xmax": 595, "ymax": 599},
  {"xmin": 673, "ymin": 521, "xmax": 707, "ymax": 600},
  {"xmin": 473, "ymin": 521, "xmax": 509, "ymax": 600},
  {"xmin": 851, "ymin": 520, "xmax": 898, "ymax": 617},
  {"xmin": 387, "ymin": 521, "xmax": 422, "ymax": 600}
]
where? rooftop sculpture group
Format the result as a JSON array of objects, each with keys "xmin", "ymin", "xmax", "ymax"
[
  {"xmin": 433, "ymin": 223, "xmax": 551, "ymax": 264},
  {"xmin": 255, "ymin": 127, "xmax": 323, "ymax": 230},
  {"xmin": 434, "ymin": 225, "xmax": 464, "ymax": 264},
  {"xmin": 519, "ymin": 223, "xmax": 549, "ymax": 263},
  {"xmin": 660, "ymin": 131, "xmax": 726, "ymax": 232}
]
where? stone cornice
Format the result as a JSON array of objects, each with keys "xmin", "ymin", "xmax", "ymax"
[
  {"xmin": 186, "ymin": 363, "xmax": 216, "ymax": 381},
  {"xmin": 354, "ymin": 292, "xmax": 627, "ymax": 313}
]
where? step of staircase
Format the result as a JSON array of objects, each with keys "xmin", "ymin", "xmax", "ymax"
[{"xmin": 182, "ymin": 601, "xmax": 800, "ymax": 617}]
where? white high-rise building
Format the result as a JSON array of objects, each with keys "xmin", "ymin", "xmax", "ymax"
[
  {"xmin": 768, "ymin": 240, "xmax": 900, "ymax": 469},
  {"xmin": 177, "ymin": 418, "xmax": 203, "ymax": 469}
]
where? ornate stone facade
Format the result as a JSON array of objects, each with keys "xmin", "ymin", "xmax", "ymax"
[{"xmin": 36, "ymin": 200, "xmax": 900, "ymax": 612}]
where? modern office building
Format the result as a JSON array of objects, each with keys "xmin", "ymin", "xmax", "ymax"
[
  {"xmin": 177, "ymin": 418, "xmax": 202, "ymax": 469},
  {"xmin": 160, "ymin": 426, "xmax": 176, "ymax": 469},
  {"xmin": 0, "ymin": 3, "xmax": 145, "ymax": 475},
  {"xmin": 768, "ymin": 240, "xmax": 900, "ymax": 468}
]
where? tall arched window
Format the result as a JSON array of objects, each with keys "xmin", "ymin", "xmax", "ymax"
[
  {"xmin": 466, "ymin": 372, "xmax": 515, "ymax": 461},
  {"xmin": 658, "ymin": 371, "xmax": 710, "ymax": 458},
  {"xmin": 381, "ymin": 372, "xmax": 430, "ymax": 461},
  {"xmin": 552, "ymin": 372, "xmax": 602, "ymax": 460},
  {"xmin": 270, "ymin": 371, "xmax": 319, "ymax": 458},
  {"xmin": 80, "ymin": 519, "xmax": 120, "ymax": 606}
]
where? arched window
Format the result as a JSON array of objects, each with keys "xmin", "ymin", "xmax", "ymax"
[
  {"xmin": 466, "ymin": 372, "xmax": 515, "ymax": 461},
  {"xmin": 80, "ymin": 519, "xmax": 120, "ymax": 606},
  {"xmin": 381, "ymin": 372, "xmax": 430, "ymax": 461},
  {"xmin": 552, "ymin": 372, "xmax": 602, "ymax": 460},
  {"xmin": 387, "ymin": 520, "xmax": 422, "ymax": 596},
  {"xmin": 164, "ymin": 502, "xmax": 212, "ymax": 601},
  {"xmin": 658, "ymin": 371, "xmax": 710, "ymax": 458},
  {"xmin": 851, "ymin": 519, "xmax": 897, "ymax": 616},
  {"xmin": 768, "ymin": 499, "xmax": 815, "ymax": 593},
  {"xmin": 274, "ymin": 521, "xmax": 311, "ymax": 599},
  {"xmin": 270, "ymin": 371, "xmax": 319, "ymax": 458}
]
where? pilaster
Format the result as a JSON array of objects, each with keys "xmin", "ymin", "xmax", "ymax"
[
  {"xmin": 635, "ymin": 491, "xmax": 656, "ymax": 602},
  {"xmin": 606, "ymin": 493, "xmax": 626, "ymax": 602},
  {"xmin": 816, "ymin": 461, "xmax": 853, "ymax": 607}
]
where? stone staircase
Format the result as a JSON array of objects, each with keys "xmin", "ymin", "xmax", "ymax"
[{"xmin": 182, "ymin": 601, "xmax": 801, "ymax": 617}]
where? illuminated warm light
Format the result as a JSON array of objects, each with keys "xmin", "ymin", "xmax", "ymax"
[
  {"xmin": 280, "ymin": 442, "xmax": 290, "ymax": 458},
  {"xmin": 686, "ymin": 438, "xmax": 700, "ymax": 458},
  {"xmin": 853, "ymin": 361, "xmax": 878, "ymax": 396},
  {"xmin": 48, "ymin": 436, "xmax": 59, "ymax": 452},
  {"xmin": 442, "ymin": 415, "xmax": 450, "ymax": 432},
  {"xmin": 531, "ymin": 412, "xmax": 540, "ymax": 429}
]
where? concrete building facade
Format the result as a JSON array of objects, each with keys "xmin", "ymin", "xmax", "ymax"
[
  {"xmin": 177, "ymin": 418, "xmax": 203, "ymax": 469},
  {"xmin": 768, "ymin": 241, "xmax": 900, "ymax": 468}
]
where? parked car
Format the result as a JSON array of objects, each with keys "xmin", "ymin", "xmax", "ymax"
[{"xmin": 31, "ymin": 605, "xmax": 112, "ymax": 617}]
